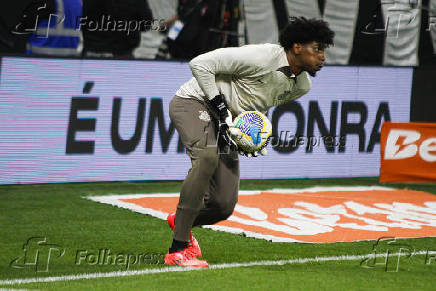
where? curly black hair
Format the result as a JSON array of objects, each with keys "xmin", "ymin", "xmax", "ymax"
[{"xmin": 279, "ymin": 17, "xmax": 335, "ymax": 51}]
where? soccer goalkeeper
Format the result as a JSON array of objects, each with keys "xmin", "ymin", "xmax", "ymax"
[{"xmin": 165, "ymin": 17, "xmax": 335, "ymax": 267}]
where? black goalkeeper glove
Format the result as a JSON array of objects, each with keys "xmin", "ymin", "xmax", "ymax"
[{"xmin": 210, "ymin": 94, "xmax": 238, "ymax": 152}]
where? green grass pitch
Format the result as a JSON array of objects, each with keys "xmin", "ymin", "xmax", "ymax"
[{"xmin": 1, "ymin": 178, "xmax": 436, "ymax": 290}]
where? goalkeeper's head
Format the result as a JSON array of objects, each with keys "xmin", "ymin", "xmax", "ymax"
[{"xmin": 279, "ymin": 17, "xmax": 335, "ymax": 77}]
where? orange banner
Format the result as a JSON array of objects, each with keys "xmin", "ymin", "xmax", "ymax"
[{"xmin": 380, "ymin": 122, "xmax": 436, "ymax": 183}]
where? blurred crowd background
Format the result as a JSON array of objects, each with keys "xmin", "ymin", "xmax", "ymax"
[{"xmin": 0, "ymin": 0, "xmax": 435, "ymax": 66}]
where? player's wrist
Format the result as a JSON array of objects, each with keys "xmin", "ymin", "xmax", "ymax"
[{"xmin": 210, "ymin": 94, "xmax": 229, "ymax": 120}]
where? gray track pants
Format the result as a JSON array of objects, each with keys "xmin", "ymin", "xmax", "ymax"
[{"xmin": 169, "ymin": 96, "xmax": 240, "ymax": 242}]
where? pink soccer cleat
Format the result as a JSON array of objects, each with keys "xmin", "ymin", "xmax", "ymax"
[
  {"xmin": 167, "ymin": 212, "xmax": 202, "ymax": 257},
  {"xmin": 164, "ymin": 248, "xmax": 209, "ymax": 268}
]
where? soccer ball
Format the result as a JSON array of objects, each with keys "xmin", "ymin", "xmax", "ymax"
[{"xmin": 232, "ymin": 111, "xmax": 272, "ymax": 152}]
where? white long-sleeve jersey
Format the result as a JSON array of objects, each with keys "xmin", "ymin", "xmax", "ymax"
[{"xmin": 175, "ymin": 43, "xmax": 312, "ymax": 116}]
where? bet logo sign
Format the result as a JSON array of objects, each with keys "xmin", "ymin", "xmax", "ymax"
[
  {"xmin": 380, "ymin": 122, "xmax": 436, "ymax": 183},
  {"xmin": 384, "ymin": 129, "xmax": 436, "ymax": 162}
]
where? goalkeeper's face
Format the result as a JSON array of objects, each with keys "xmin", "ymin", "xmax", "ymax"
[{"xmin": 295, "ymin": 41, "xmax": 327, "ymax": 77}]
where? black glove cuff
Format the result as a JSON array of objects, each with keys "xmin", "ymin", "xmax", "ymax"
[{"xmin": 210, "ymin": 94, "xmax": 228, "ymax": 119}]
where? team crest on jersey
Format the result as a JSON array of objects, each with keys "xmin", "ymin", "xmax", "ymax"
[{"xmin": 198, "ymin": 110, "xmax": 211, "ymax": 122}]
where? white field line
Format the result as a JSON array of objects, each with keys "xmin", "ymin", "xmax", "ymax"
[{"xmin": 0, "ymin": 251, "xmax": 431, "ymax": 286}]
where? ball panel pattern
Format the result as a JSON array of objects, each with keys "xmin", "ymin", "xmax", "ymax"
[{"xmin": 233, "ymin": 111, "xmax": 272, "ymax": 152}]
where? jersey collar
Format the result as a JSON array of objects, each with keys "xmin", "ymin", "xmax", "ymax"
[{"xmin": 278, "ymin": 49, "xmax": 296, "ymax": 78}]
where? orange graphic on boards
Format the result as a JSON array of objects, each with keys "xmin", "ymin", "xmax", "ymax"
[{"xmin": 95, "ymin": 187, "xmax": 436, "ymax": 243}]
